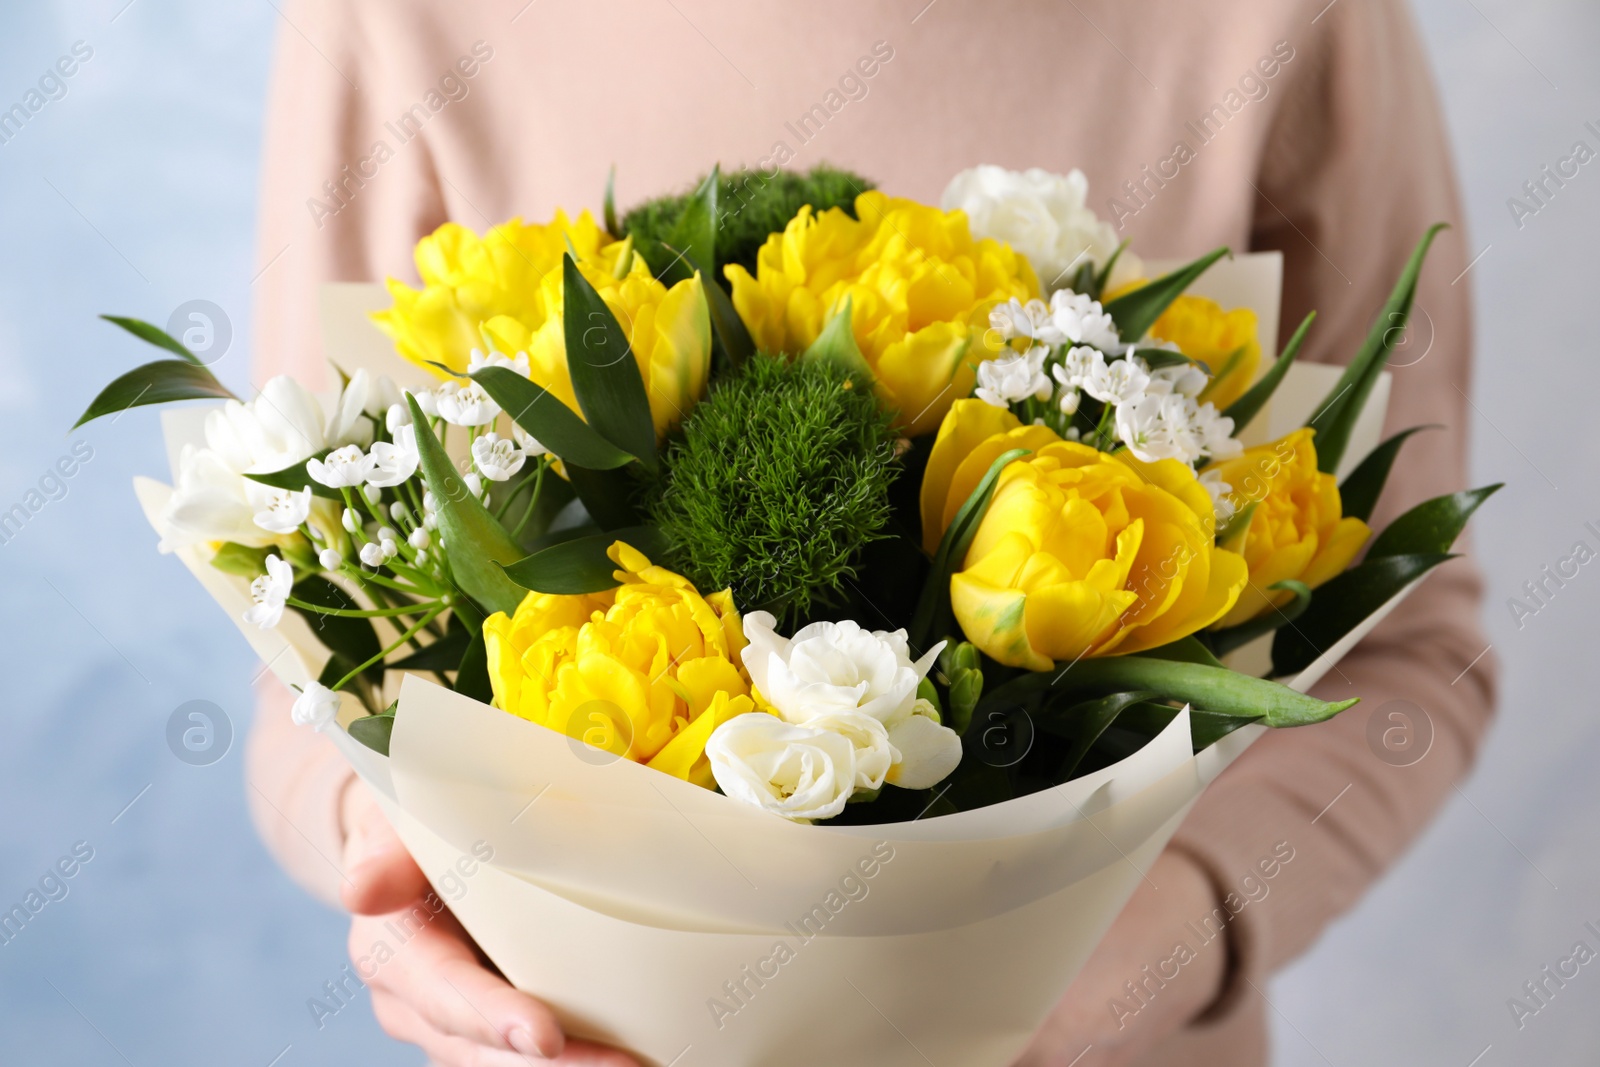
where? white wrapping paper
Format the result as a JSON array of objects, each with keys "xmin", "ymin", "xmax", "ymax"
[{"xmin": 127, "ymin": 261, "xmax": 1407, "ymax": 1066}]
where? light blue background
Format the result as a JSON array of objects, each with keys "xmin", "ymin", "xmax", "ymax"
[{"xmin": 0, "ymin": 2, "xmax": 1595, "ymax": 1064}]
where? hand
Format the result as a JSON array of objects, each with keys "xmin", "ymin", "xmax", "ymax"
[
  {"xmin": 1013, "ymin": 850, "xmax": 1227, "ymax": 1067},
  {"xmin": 340, "ymin": 781, "xmax": 641, "ymax": 1066}
]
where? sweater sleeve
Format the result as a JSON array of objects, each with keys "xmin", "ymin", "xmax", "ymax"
[
  {"xmin": 244, "ymin": 0, "xmax": 447, "ymax": 905},
  {"xmin": 1168, "ymin": 0, "xmax": 1498, "ymax": 1026}
]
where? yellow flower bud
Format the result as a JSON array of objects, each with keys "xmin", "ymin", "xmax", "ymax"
[
  {"xmin": 1149, "ymin": 295, "xmax": 1262, "ymax": 411},
  {"xmin": 372, "ymin": 213, "xmax": 711, "ymax": 438},
  {"xmin": 924, "ymin": 401, "xmax": 1248, "ymax": 668},
  {"xmin": 726, "ymin": 191, "xmax": 1039, "ymax": 436},
  {"xmin": 1204, "ymin": 428, "xmax": 1371, "ymax": 628},
  {"xmin": 482, "ymin": 542, "xmax": 754, "ymax": 787}
]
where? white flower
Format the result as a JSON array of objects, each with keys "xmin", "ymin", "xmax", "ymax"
[
  {"xmin": 307, "ymin": 445, "xmax": 373, "ymax": 489},
  {"xmin": 1114, "ymin": 393, "xmax": 1239, "ymax": 465},
  {"xmin": 1195, "ymin": 402, "xmax": 1242, "ymax": 460},
  {"xmin": 341, "ymin": 507, "xmax": 359, "ymax": 533},
  {"xmin": 1047, "ymin": 289, "xmax": 1124, "ymax": 355},
  {"xmin": 366, "ymin": 424, "xmax": 419, "ymax": 488},
  {"xmin": 1200, "ymin": 469, "xmax": 1237, "ymax": 526},
  {"xmin": 975, "ymin": 347, "xmax": 1052, "ymax": 409},
  {"xmin": 327, "ymin": 369, "xmax": 376, "ymax": 448},
  {"xmin": 940, "ymin": 165, "xmax": 1142, "ymax": 293},
  {"xmin": 161, "ymin": 446, "xmax": 272, "ymax": 551},
  {"xmin": 317, "ymin": 547, "xmax": 343, "ymax": 570},
  {"xmin": 242, "ymin": 554, "xmax": 293, "ymax": 630},
  {"xmin": 205, "ymin": 375, "xmax": 327, "ymax": 475},
  {"xmin": 467, "ymin": 348, "xmax": 531, "ymax": 377},
  {"xmin": 1057, "ymin": 387, "xmax": 1081, "ymax": 416},
  {"xmin": 385, "ymin": 403, "xmax": 411, "ymax": 433},
  {"xmin": 739, "ymin": 612, "xmax": 962, "ymax": 794},
  {"xmin": 408, "ymin": 527, "xmax": 430, "ymax": 550},
  {"xmin": 1082, "ymin": 357, "xmax": 1150, "ymax": 406},
  {"xmin": 411, "ymin": 389, "xmax": 438, "ymax": 418},
  {"xmin": 291, "ymin": 681, "xmax": 340, "ymax": 732},
  {"xmin": 1147, "ymin": 361, "xmax": 1209, "ymax": 399},
  {"xmin": 358, "ymin": 541, "xmax": 387, "ymax": 567},
  {"xmin": 987, "ymin": 298, "xmax": 1054, "ymax": 344},
  {"xmin": 463, "ymin": 471, "xmax": 484, "ymax": 497},
  {"xmin": 512, "ymin": 425, "xmax": 549, "ymax": 458},
  {"xmin": 251, "ymin": 485, "xmax": 313, "ymax": 535},
  {"xmin": 435, "ymin": 381, "xmax": 500, "ymax": 427},
  {"xmin": 470, "ymin": 432, "xmax": 527, "ymax": 482},
  {"xmin": 706, "ymin": 712, "xmax": 861, "ymax": 821}
]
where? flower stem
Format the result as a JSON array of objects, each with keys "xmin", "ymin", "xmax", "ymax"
[
  {"xmin": 286, "ymin": 597, "xmax": 441, "ymax": 619},
  {"xmin": 330, "ymin": 604, "xmax": 447, "ymax": 691},
  {"xmin": 511, "ymin": 460, "xmax": 547, "ymax": 539}
]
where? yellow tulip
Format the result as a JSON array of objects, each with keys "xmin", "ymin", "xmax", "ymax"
[
  {"xmin": 482, "ymin": 542, "xmax": 754, "ymax": 787},
  {"xmin": 1149, "ymin": 295, "xmax": 1262, "ymax": 411},
  {"xmin": 924, "ymin": 400, "xmax": 1248, "ymax": 669},
  {"xmin": 372, "ymin": 213, "xmax": 712, "ymax": 439},
  {"xmin": 1204, "ymin": 428, "xmax": 1371, "ymax": 628},
  {"xmin": 726, "ymin": 190, "xmax": 1039, "ymax": 436}
]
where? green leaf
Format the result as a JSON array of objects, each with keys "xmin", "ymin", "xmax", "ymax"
[
  {"xmin": 561, "ymin": 254, "xmax": 659, "ymax": 473},
  {"xmin": 100, "ymin": 314, "xmax": 203, "ymax": 365},
  {"xmin": 1135, "ymin": 347, "xmax": 1194, "ymax": 371},
  {"xmin": 1338, "ymin": 425, "xmax": 1439, "ymax": 524},
  {"xmin": 290, "ymin": 576, "xmax": 383, "ymax": 677},
  {"xmin": 1222, "ymin": 311, "xmax": 1315, "ymax": 432},
  {"xmin": 470, "ymin": 366, "xmax": 635, "ymax": 470},
  {"xmin": 1307, "ymin": 225, "xmax": 1446, "ymax": 473},
  {"xmin": 1366, "ymin": 484, "xmax": 1501, "ymax": 560},
  {"xmin": 348, "ymin": 707, "xmax": 396, "ymax": 756},
  {"xmin": 564, "ymin": 463, "xmax": 642, "ymax": 530},
  {"xmin": 982, "ymin": 655, "xmax": 1359, "ymax": 728},
  {"xmin": 705, "ymin": 274, "xmax": 754, "ymax": 370},
  {"xmin": 909, "ymin": 447, "xmax": 1031, "ymax": 652},
  {"xmin": 1093, "ymin": 240, "xmax": 1131, "ymax": 297},
  {"xmin": 1208, "ymin": 579, "xmax": 1312, "ymax": 657},
  {"xmin": 1068, "ymin": 259, "xmax": 1097, "ymax": 297},
  {"xmin": 802, "ymin": 297, "xmax": 874, "ymax": 381},
  {"xmin": 453, "ymin": 627, "xmax": 492, "ymax": 704},
  {"xmin": 500, "ymin": 525, "xmax": 670, "ymax": 594},
  {"xmin": 1044, "ymin": 691, "xmax": 1158, "ymax": 780},
  {"xmin": 1134, "ymin": 636, "xmax": 1225, "ymax": 670},
  {"xmin": 1271, "ymin": 552, "xmax": 1455, "ymax": 676},
  {"xmin": 209, "ymin": 541, "xmax": 271, "ymax": 578},
  {"xmin": 603, "ymin": 164, "xmax": 620, "ymax": 237},
  {"xmin": 406, "ymin": 394, "xmax": 527, "ymax": 616},
  {"xmin": 244, "ymin": 453, "xmax": 341, "ymax": 500},
  {"xmin": 1103, "ymin": 247, "xmax": 1230, "ymax": 343},
  {"xmin": 74, "ymin": 358, "xmax": 237, "ymax": 429},
  {"xmin": 666, "ymin": 165, "xmax": 719, "ymax": 278}
]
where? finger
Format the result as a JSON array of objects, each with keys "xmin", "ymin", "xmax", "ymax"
[
  {"xmin": 340, "ymin": 790, "xmax": 430, "ymax": 914},
  {"xmin": 368, "ymin": 904, "xmax": 565, "ymax": 1059},
  {"xmin": 374, "ymin": 992, "xmax": 542, "ymax": 1067},
  {"xmin": 551, "ymin": 1040, "xmax": 645, "ymax": 1067}
]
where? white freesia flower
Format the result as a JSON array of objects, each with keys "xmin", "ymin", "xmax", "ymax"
[
  {"xmin": 307, "ymin": 445, "xmax": 373, "ymax": 489},
  {"xmin": 975, "ymin": 347, "xmax": 1052, "ymax": 408},
  {"xmin": 366, "ymin": 424, "xmax": 419, "ymax": 488},
  {"xmin": 1047, "ymin": 289, "xmax": 1124, "ymax": 355},
  {"xmin": 739, "ymin": 612, "xmax": 961, "ymax": 795},
  {"xmin": 470, "ymin": 432, "xmax": 527, "ymax": 481},
  {"xmin": 467, "ymin": 348, "xmax": 531, "ymax": 377},
  {"xmin": 161, "ymin": 446, "xmax": 273, "ymax": 550},
  {"xmin": 251, "ymin": 485, "xmax": 313, "ymax": 535},
  {"xmin": 1200, "ymin": 469, "xmax": 1237, "ymax": 525},
  {"xmin": 242, "ymin": 554, "xmax": 293, "ymax": 630},
  {"xmin": 435, "ymin": 381, "xmax": 501, "ymax": 427},
  {"xmin": 1082, "ymin": 357, "xmax": 1150, "ymax": 406},
  {"xmin": 706, "ymin": 712, "xmax": 861, "ymax": 821},
  {"xmin": 940, "ymin": 165, "xmax": 1142, "ymax": 292},
  {"xmin": 205, "ymin": 375, "xmax": 327, "ymax": 475},
  {"xmin": 987, "ymin": 297, "xmax": 1054, "ymax": 344},
  {"xmin": 512, "ymin": 425, "xmax": 549, "ymax": 458},
  {"xmin": 327, "ymin": 369, "xmax": 376, "ymax": 448},
  {"xmin": 291, "ymin": 681, "xmax": 340, "ymax": 731}
]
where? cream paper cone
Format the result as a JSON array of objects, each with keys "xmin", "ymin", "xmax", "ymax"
[{"xmin": 126, "ymin": 267, "xmax": 1405, "ymax": 1066}]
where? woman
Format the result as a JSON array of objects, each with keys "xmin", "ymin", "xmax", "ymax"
[{"xmin": 248, "ymin": 1, "xmax": 1495, "ymax": 1063}]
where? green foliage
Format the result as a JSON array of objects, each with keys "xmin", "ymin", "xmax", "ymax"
[
  {"xmin": 622, "ymin": 165, "xmax": 873, "ymax": 281},
  {"xmin": 646, "ymin": 353, "xmax": 897, "ymax": 627}
]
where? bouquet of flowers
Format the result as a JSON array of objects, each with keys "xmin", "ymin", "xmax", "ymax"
[{"xmin": 81, "ymin": 164, "xmax": 1496, "ymax": 1066}]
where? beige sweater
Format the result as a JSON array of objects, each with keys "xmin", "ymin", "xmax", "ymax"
[{"xmin": 248, "ymin": 2, "xmax": 1496, "ymax": 1062}]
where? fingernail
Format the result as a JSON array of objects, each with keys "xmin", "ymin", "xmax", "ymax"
[{"xmin": 508, "ymin": 1026, "xmax": 557, "ymax": 1058}]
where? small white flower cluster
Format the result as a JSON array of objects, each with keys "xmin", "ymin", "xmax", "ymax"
[
  {"xmin": 706, "ymin": 613, "xmax": 963, "ymax": 821},
  {"xmin": 983, "ymin": 290, "xmax": 1243, "ymax": 468}
]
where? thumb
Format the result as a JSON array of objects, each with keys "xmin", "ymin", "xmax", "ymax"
[{"xmin": 339, "ymin": 782, "xmax": 431, "ymax": 915}]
